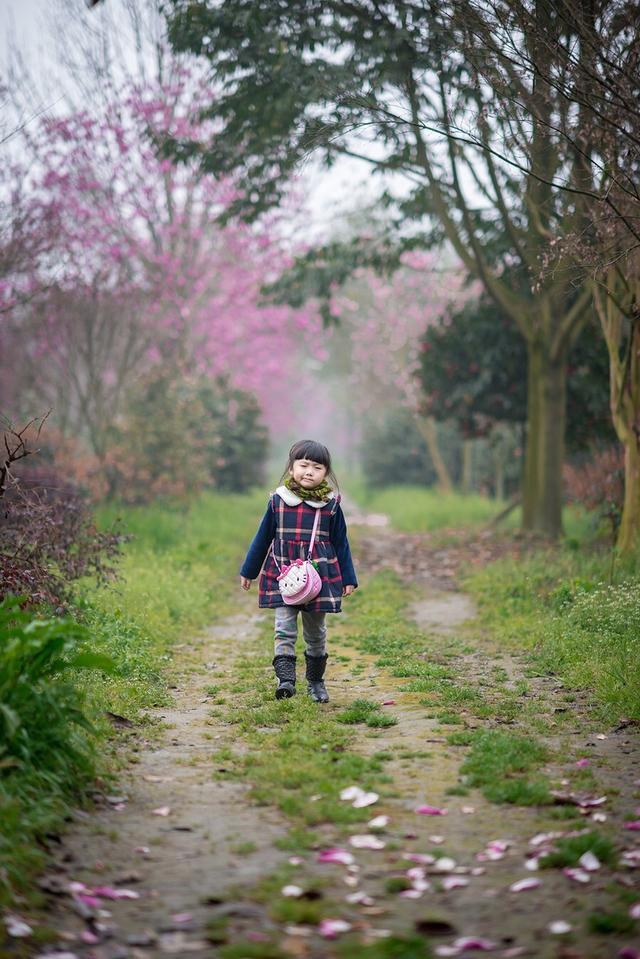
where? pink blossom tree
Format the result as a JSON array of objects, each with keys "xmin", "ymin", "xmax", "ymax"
[{"xmin": 8, "ymin": 67, "xmax": 321, "ymax": 463}]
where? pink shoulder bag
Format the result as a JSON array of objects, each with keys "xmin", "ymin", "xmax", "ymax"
[{"xmin": 273, "ymin": 507, "xmax": 323, "ymax": 605}]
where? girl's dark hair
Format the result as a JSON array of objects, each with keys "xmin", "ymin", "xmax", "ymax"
[{"xmin": 280, "ymin": 439, "xmax": 339, "ymax": 489}]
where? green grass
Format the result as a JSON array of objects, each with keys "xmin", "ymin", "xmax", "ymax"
[
  {"xmin": 1, "ymin": 489, "xmax": 268, "ymax": 909},
  {"xmin": 458, "ymin": 729, "xmax": 551, "ymax": 805},
  {"xmin": 539, "ymin": 831, "xmax": 617, "ymax": 869},
  {"xmin": 349, "ymin": 485, "xmax": 506, "ymax": 532},
  {"xmin": 336, "ymin": 937, "xmax": 432, "ymax": 959},
  {"xmin": 336, "ymin": 698, "xmax": 398, "ymax": 727},
  {"xmin": 465, "ymin": 544, "xmax": 640, "ymax": 720}
]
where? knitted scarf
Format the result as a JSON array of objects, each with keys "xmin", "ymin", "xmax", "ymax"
[{"xmin": 285, "ymin": 476, "xmax": 333, "ymax": 502}]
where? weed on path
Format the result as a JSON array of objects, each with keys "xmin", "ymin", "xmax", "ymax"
[{"xmin": 12, "ymin": 517, "xmax": 640, "ymax": 959}]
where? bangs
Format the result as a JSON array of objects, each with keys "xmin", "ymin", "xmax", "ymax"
[{"xmin": 289, "ymin": 440, "xmax": 332, "ymax": 468}]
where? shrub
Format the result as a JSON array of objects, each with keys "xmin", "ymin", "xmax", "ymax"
[
  {"xmin": 0, "ymin": 596, "xmax": 115, "ymax": 773},
  {"xmin": 1, "ymin": 421, "xmax": 122, "ymax": 606},
  {"xmin": 105, "ymin": 373, "xmax": 268, "ymax": 502},
  {"xmin": 564, "ymin": 446, "xmax": 625, "ymax": 537}
]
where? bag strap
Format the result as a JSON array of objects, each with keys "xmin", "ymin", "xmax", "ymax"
[
  {"xmin": 307, "ymin": 505, "xmax": 321, "ymax": 559},
  {"xmin": 271, "ymin": 505, "xmax": 322, "ymax": 573}
]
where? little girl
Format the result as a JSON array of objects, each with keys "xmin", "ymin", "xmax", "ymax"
[{"xmin": 240, "ymin": 439, "xmax": 357, "ymax": 702}]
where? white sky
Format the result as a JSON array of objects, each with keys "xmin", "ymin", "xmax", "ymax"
[{"xmin": 0, "ymin": 0, "xmax": 375, "ymax": 237}]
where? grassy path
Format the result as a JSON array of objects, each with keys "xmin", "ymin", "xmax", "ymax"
[{"xmin": 18, "ymin": 510, "xmax": 640, "ymax": 958}]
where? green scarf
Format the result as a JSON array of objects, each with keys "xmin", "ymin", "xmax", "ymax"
[{"xmin": 285, "ymin": 476, "xmax": 333, "ymax": 502}]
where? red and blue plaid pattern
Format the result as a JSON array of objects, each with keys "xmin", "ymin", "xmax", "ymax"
[{"xmin": 258, "ymin": 494, "xmax": 344, "ymax": 612}]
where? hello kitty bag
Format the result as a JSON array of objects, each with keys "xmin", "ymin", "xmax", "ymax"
[{"xmin": 273, "ymin": 507, "xmax": 323, "ymax": 605}]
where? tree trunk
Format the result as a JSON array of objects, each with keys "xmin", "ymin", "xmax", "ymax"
[
  {"xmin": 461, "ymin": 439, "xmax": 473, "ymax": 493},
  {"xmin": 494, "ymin": 448, "xmax": 505, "ymax": 501},
  {"xmin": 415, "ymin": 415, "xmax": 453, "ymax": 493},
  {"xmin": 595, "ymin": 275, "xmax": 640, "ymax": 555},
  {"xmin": 522, "ymin": 339, "xmax": 567, "ymax": 538},
  {"xmin": 617, "ymin": 438, "xmax": 640, "ymax": 554}
]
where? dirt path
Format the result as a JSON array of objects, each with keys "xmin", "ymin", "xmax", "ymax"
[{"xmin": 18, "ymin": 512, "xmax": 640, "ymax": 959}]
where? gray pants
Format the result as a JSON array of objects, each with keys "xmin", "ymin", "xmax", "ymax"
[{"xmin": 274, "ymin": 605, "xmax": 327, "ymax": 657}]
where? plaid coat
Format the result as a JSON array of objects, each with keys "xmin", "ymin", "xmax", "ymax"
[{"xmin": 240, "ymin": 489, "xmax": 357, "ymax": 613}]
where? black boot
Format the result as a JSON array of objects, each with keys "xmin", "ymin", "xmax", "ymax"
[
  {"xmin": 305, "ymin": 652, "xmax": 329, "ymax": 703},
  {"xmin": 272, "ymin": 654, "xmax": 296, "ymax": 699}
]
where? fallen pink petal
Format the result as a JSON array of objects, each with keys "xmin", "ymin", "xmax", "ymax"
[
  {"xmin": 434, "ymin": 857, "xmax": 457, "ymax": 872},
  {"xmin": 629, "ymin": 903, "xmax": 640, "ymax": 919},
  {"xmin": 411, "ymin": 878, "xmax": 432, "ymax": 892},
  {"xmin": 382, "ymin": 699, "xmax": 396, "ymax": 705},
  {"xmin": 318, "ymin": 918, "xmax": 352, "ymax": 939},
  {"xmin": 618, "ymin": 949, "xmax": 640, "ymax": 959},
  {"xmin": 575, "ymin": 758, "xmax": 590, "ymax": 767},
  {"xmin": 152, "ymin": 806, "xmax": 171, "ymax": 816},
  {"xmin": 624, "ymin": 820, "xmax": 640, "ymax": 830},
  {"xmin": 416, "ymin": 804, "xmax": 448, "ymax": 816},
  {"xmin": 563, "ymin": 867, "xmax": 590, "ymax": 884},
  {"xmin": 352, "ymin": 791, "xmax": 379, "ymax": 808},
  {"xmin": 454, "ymin": 936, "xmax": 497, "ymax": 951},
  {"xmin": 281, "ymin": 885, "xmax": 304, "ymax": 897},
  {"xmin": 442, "ymin": 876, "xmax": 469, "ymax": 890},
  {"xmin": 317, "ymin": 847, "xmax": 354, "ymax": 866},
  {"xmin": 80, "ymin": 930, "xmax": 100, "ymax": 944},
  {"xmin": 368, "ymin": 814, "xmax": 389, "ymax": 829},
  {"xmin": 548, "ymin": 920, "xmax": 572, "ymax": 935},
  {"xmin": 288, "ymin": 856, "xmax": 303, "ymax": 866},
  {"xmin": 399, "ymin": 888, "xmax": 424, "ymax": 899},
  {"xmin": 5, "ymin": 916, "xmax": 33, "ymax": 938},
  {"xmin": 346, "ymin": 890, "xmax": 375, "ymax": 906},
  {"xmin": 529, "ymin": 831, "xmax": 564, "ymax": 847},
  {"xmin": 76, "ymin": 894, "xmax": 101, "ymax": 909},
  {"xmin": 92, "ymin": 887, "xmax": 140, "ymax": 900},
  {"xmin": 578, "ymin": 795, "xmax": 607, "ymax": 808},
  {"xmin": 509, "ymin": 878, "xmax": 541, "ymax": 892},
  {"xmin": 350, "ymin": 834, "xmax": 386, "ymax": 849},
  {"xmin": 171, "ymin": 913, "xmax": 193, "ymax": 923},
  {"xmin": 34, "ymin": 954, "xmax": 80, "ymax": 959},
  {"xmin": 462, "ymin": 805, "xmax": 476, "ymax": 814},
  {"xmin": 429, "ymin": 835, "xmax": 445, "ymax": 844},
  {"xmin": 406, "ymin": 853, "xmax": 436, "ymax": 865},
  {"xmin": 578, "ymin": 851, "xmax": 601, "ymax": 871},
  {"xmin": 340, "ymin": 785, "xmax": 362, "ymax": 801}
]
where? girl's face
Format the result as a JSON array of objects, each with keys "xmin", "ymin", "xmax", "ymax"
[{"xmin": 290, "ymin": 458, "xmax": 328, "ymax": 489}]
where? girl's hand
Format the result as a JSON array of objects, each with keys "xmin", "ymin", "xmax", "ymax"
[
  {"xmin": 240, "ymin": 576, "xmax": 252, "ymax": 590},
  {"xmin": 343, "ymin": 585, "xmax": 355, "ymax": 597}
]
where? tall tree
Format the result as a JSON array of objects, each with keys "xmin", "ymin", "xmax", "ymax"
[
  {"xmin": 6, "ymin": 69, "xmax": 321, "ymax": 457},
  {"xmin": 445, "ymin": 0, "xmax": 640, "ymax": 549},
  {"xmin": 165, "ymin": 0, "xmax": 595, "ymax": 538}
]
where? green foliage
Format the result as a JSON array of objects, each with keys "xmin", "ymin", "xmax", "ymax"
[
  {"xmin": 587, "ymin": 911, "xmax": 635, "ymax": 935},
  {"xmin": 466, "ymin": 546, "xmax": 640, "ymax": 719},
  {"xmin": 539, "ymin": 831, "xmax": 617, "ymax": 869},
  {"xmin": 355, "ymin": 486, "xmax": 507, "ymax": 532},
  {"xmin": 0, "ymin": 597, "xmax": 115, "ymax": 772},
  {"xmin": 359, "ymin": 409, "xmax": 458, "ymax": 490},
  {"xmin": 459, "ymin": 730, "xmax": 550, "ymax": 805},
  {"xmin": 1, "ymin": 490, "xmax": 266, "ymax": 907},
  {"xmin": 196, "ymin": 377, "xmax": 268, "ymax": 492},
  {"xmin": 337, "ymin": 937, "xmax": 432, "ymax": 959},
  {"xmin": 0, "ymin": 597, "xmax": 116, "ymax": 904},
  {"xmin": 107, "ymin": 373, "xmax": 268, "ymax": 503},
  {"xmin": 419, "ymin": 298, "xmax": 612, "ymax": 452},
  {"xmin": 336, "ymin": 698, "xmax": 396, "ymax": 726}
]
